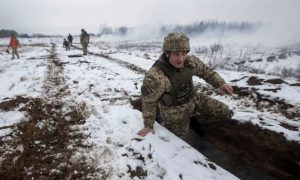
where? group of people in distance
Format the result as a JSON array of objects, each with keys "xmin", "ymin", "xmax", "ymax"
[
  {"xmin": 62, "ymin": 31, "xmax": 233, "ymax": 140},
  {"xmin": 63, "ymin": 29, "xmax": 89, "ymax": 55},
  {"xmin": 63, "ymin": 33, "xmax": 73, "ymax": 51},
  {"xmin": 6, "ymin": 29, "xmax": 90, "ymax": 59}
]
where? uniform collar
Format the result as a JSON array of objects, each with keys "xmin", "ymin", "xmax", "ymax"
[{"xmin": 161, "ymin": 53, "xmax": 186, "ymax": 72}]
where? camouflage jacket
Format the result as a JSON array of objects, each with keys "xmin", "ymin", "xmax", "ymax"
[
  {"xmin": 142, "ymin": 54, "xmax": 226, "ymax": 129},
  {"xmin": 80, "ymin": 32, "xmax": 89, "ymax": 44}
]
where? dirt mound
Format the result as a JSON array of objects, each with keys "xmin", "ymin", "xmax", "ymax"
[
  {"xmin": 247, "ymin": 76, "xmax": 264, "ymax": 85},
  {"xmin": 232, "ymin": 86, "xmax": 254, "ymax": 97},
  {"xmin": 246, "ymin": 77, "xmax": 289, "ymax": 86},
  {"xmin": 232, "ymin": 86, "xmax": 299, "ymax": 119},
  {"xmin": 230, "ymin": 76, "xmax": 248, "ymax": 83},
  {"xmin": 0, "ymin": 96, "xmax": 31, "ymax": 111},
  {"xmin": 290, "ymin": 83, "xmax": 300, "ymax": 87},
  {"xmin": 263, "ymin": 88, "xmax": 281, "ymax": 92},
  {"xmin": 0, "ymin": 96, "xmax": 97, "ymax": 179},
  {"xmin": 264, "ymin": 78, "xmax": 288, "ymax": 84}
]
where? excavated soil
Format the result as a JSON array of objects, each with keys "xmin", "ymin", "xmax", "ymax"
[
  {"xmin": 70, "ymin": 46, "xmax": 300, "ymax": 179},
  {"xmin": 0, "ymin": 97, "xmax": 97, "ymax": 179},
  {"xmin": 247, "ymin": 76, "xmax": 264, "ymax": 85},
  {"xmin": 5, "ymin": 44, "xmax": 297, "ymax": 179},
  {"xmin": 0, "ymin": 44, "xmax": 99, "ymax": 179},
  {"xmin": 232, "ymin": 85, "xmax": 300, "ymax": 120}
]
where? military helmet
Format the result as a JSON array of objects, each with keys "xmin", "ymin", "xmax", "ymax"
[{"xmin": 162, "ymin": 32, "xmax": 190, "ymax": 53}]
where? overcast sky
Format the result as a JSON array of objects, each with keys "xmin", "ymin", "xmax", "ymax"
[{"xmin": 1, "ymin": 0, "xmax": 300, "ymax": 38}]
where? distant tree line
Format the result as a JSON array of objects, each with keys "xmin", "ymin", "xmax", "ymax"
[
  {"xmin": 0, "ymin": 29, "xmax": 18, "ymax": 38},
  {"xmin": 1, "ymin": 21, "xmax": 260, "ymax": 38},
  {"xmin": 0, "ymin": 29, "xmax": 57, "ymax": 38},
  {"xmin": 160, "ymin": 21, "xmax": 260, "ymax": 36},
  {"xmin": 98, "ymin": 25, "xmax": 129, "ymax": 36},
  {"xmin": 97, "ymin": 21, "xmax": 260, "ymax": 37}
]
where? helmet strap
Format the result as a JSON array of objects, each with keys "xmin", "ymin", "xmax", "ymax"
[{"xmin": 165, "ymin": 53, "xmax": 170, "ymax": 58}]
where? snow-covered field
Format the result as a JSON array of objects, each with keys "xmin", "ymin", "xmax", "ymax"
[{"xmin": 0, "ymin": 37, "xmax": 299, "ymax": 179}]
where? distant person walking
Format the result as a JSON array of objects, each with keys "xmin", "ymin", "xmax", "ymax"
[
  {"xmin": 63, "ymin": 38, "xmax": 70, "ymax": 51},
  {"xmin": 80, "ymin": 29, "xmax": 89, "ymax": 55},
  {"xmin": 68, "ymin": 33, "xmax": 73, "ymax": 46},
  {"xmin": 8, "ymin": 33, "xmax": 20, "ymax": 59}
]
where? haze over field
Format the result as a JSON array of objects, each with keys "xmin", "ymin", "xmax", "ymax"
[
  {"xmin": 1, "ymin": 0, "xmax": 300, "ymax": 45},
  {"xmin": 1, "ymin": 1, "xmax": 300, "ymax": 179}
]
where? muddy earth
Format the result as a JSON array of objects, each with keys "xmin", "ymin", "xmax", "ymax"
[
  {"xmin": 131, "ymin": 88, "xmax": 300, "ymax": 180},
  {"xmin": 0, "ymin": 44, "xmax": 101, "ymax": 179},
  {"xmin": 100, "ymin": 48, "xmax": 300, "ymax": 179},
  {"xmin": 1, "ymin": 44, "xmax": 299, "ymax": 179},
  {"xmin": 0, "ymin": 96, "xmax": 98, "ymax": 179}
]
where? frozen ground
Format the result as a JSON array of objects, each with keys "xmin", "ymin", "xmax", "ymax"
[{"xmin": 0, "ymin": 37, "xmax": 299, "ymax": 179}]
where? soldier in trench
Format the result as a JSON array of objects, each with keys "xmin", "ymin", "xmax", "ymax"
[{"xmin": 137, "ymin": 32, "xmax": 233, "ymax": 139}]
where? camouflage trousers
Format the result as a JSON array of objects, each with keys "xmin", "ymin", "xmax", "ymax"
[
  {"xmin": 82, "ymin": 43, "xmax": 88, "ymax": 55},
  {"xmin": 12, "ymin": 48, "xmax": 20, "ymax": 59},
  {"xmin": 158, "ymin": 92, "xmax": 231, "ymax": 138}
]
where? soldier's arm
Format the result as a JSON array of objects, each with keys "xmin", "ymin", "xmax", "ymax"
[
  {"xmin": 141, "ymin": 68, "xmax": 165, "ymax": 129},
  {"xmin": 190, "ymin": 55, "xmax": 226, "ymax": 88},
  {"xmin": 17, "ymin": 39, "xmax": 21, "ymax": 47}
]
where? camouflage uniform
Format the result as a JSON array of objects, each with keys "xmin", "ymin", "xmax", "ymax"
[
  {"xmin": 68, "ymin": 33, "xmax": 73, "ymax": 46},
  {"xmin": 80, "ymin": 29, "xmax": 89, "ymax": 55},
  {"xmin": 141, "ymin": 32, "xmax": 231, "ymax": 138}
]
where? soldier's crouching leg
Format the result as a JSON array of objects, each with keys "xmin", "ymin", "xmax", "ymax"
[
  {"xmin": 193, "ymin": 93, "xmax": 232, "ymax": 120},
  {"xmin": 158, "ymin": 102, "xmax": 195, "ymax": 138}
]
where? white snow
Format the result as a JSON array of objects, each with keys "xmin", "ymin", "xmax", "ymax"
[
  {"xmin": 1, "ymin": 36, "xmax": 300, "ymax": 179},
  {"xmin": 0, "ymin": 111, "xmax": 25, "ymax": 136}
]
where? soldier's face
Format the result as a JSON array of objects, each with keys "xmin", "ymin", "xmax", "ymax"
[{"xmin": 168, "ymin": 51, "xmax": 187, "ymax": 68}]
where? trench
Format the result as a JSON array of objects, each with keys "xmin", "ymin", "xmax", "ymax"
[
  {"xmin": 77, "ymin": 46, "xmax": 300, "ymax": 179},
  {"xmin": 189, "ymin": 117, "xmax": 300, "ymax": 180},
  {"xmin": 131, "ymin": 98, "xmax": 300, "ymax": 180}
]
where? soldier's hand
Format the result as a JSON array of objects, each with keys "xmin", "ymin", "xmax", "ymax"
[
  {"xmin": 137, "ymin": 127, "xmax": 154, "ymax": 137},
  {"xmin": 219, "ymin": 84, "xmax": 233, "ymax": 95}
]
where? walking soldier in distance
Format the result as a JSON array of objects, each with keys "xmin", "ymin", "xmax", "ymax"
[
  {"xmin": 80, "ymin": 29, "xmax": 89, "ymax": 55},
  {"xmin": 68, "ymin": 33, "xmax": 73, "ymax": 46}
]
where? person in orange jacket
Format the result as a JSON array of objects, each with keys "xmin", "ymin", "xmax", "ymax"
[{"xmin": 8, "ymin": 33, "xmax": 21, "ymax": 59}]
